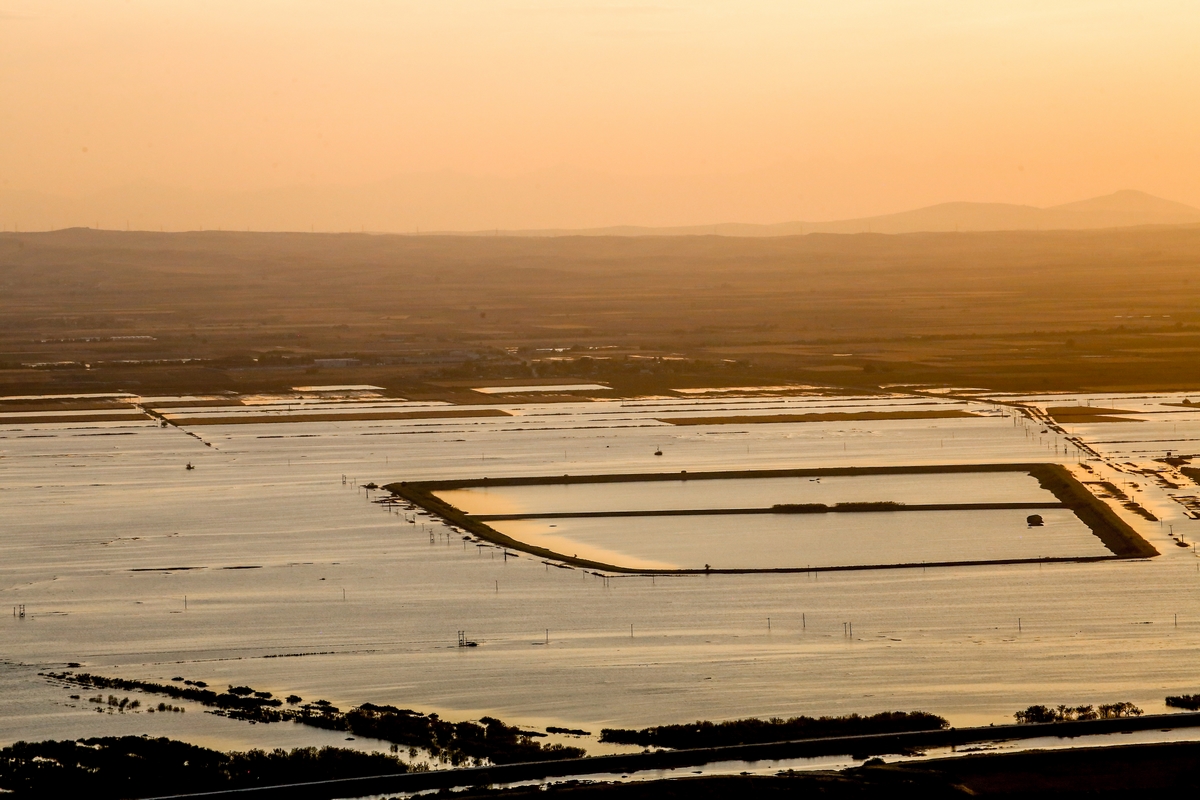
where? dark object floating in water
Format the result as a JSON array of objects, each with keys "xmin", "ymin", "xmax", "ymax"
[
  {"xmin": 185, "ymin": 463, "xmax": 194, "ymax": 470},
  {"xmin": 654, "ymin": 449, "xmax": 663, "ymax": 456},
  {"xmin": 130, "ymin": 566, "xmax": 202, "ymax": 572},
  {"xmin": 363, "ymin": 482, "xmax": 378, "ymax": 489},
  {"xmin": 547, "ymin": 726, "xmax": 592, "ymax": 736},
  {"xmin": 1027, "ymin": 514, "xmax": 1044, "ymax": 527}
]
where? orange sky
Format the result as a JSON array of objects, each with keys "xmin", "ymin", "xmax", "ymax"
[{"xmin": 2, "ymin": 1, "xmax": 1198, "ymax": 229}]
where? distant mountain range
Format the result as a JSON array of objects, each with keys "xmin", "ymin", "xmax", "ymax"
[
  {"xmin": 506, "ymin": 191, "xmax": 1200, "ymax": 237},
  {"xmin": 2, "ymin": 180, "xmax": 1197, "ymax": 237}
]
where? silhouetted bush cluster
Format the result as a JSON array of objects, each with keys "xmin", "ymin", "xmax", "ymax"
[
  {"xmin": 1014, "ymin": 702, "xmax": 1142, "ymax": 723},
  {"xmin": 48, "ymin": 672, "xmax": 585, "ymax": 766},
  {"xmin": 599, "ymin": 711, "xmax": 947, "ymax": 749},
  {"xmin": 1165, "ymin": 695, "xmax": 1200, "ymax": 710},
  {"xmin": 49, "ymin": 672, "xmax": 284, "ymax": 720},
  {"xmin": 0, "ymin": 736, "xmax": 407, "ymax": 799}
]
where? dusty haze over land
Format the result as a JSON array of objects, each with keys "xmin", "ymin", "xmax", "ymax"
[{"xmin": 2, "ymin": 1, "xmax": 1199, "ymax": 231}]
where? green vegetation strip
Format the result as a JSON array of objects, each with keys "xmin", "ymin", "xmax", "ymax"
[
  {"xmin": 45, "ymin": 672, "xmax": 582, "ymax": 767},
  {"xmin": 472, "ymin": 502, "xmax": 1065, "ymax": 522},
  {"xmin": 386, "ymin": 463, "xmax": 1157, "ymax": 573}
]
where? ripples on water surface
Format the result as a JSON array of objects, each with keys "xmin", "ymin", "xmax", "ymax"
[{"xmin": 3, "ymin": 392, "xmax": 1200, "ymax": 753}]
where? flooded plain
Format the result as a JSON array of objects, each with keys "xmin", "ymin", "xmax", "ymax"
[{"xmin": 4, "ymin": 391, "xmax": 1200, "ymax": 757}]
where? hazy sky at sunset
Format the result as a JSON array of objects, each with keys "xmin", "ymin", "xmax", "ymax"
[{"xmin": 2, "ymin": 1, "xmax": 1198, "ymax": 229}]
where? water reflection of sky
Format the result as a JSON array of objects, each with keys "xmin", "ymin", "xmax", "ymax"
[{"xmin": 3, "ymin": 391, "xmax": 1200, "ymax": 755}]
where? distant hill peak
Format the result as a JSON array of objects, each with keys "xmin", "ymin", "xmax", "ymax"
[
  {"xmin": 1048, "ymin": 189, "xmax": 1200, "ymax": 215},
  {"xmin": 508, "ymin": 191, "xmax": 1200, "ymax": 237}
]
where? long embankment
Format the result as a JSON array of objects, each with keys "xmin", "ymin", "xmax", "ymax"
[
  {"xmin": 1026, "ymin": 463, "xmax": 1159, "ymax": 558},
  {"xmin": 471, "ymin": 502, "xmax": 1067, "ymax": 522},
  {"xmin": 147, "ymin": 711, "xmax": 1200, "ymax": 800},
  {"xmin": 384, "ymin": 463, "xmax": 1158, "ymax": 575}
]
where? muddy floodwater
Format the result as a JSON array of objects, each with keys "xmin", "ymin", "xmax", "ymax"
[
  {"xmin": 4, "ymin": 391, "xmax": 1200, "ymax": 755},
  {"xmin": 488, "ymin": 508, "xmax": 1107, "ymax": 571},
  {"xmin": 437, "ymin": 471, "xmax": 1056, "ymax": 515}
]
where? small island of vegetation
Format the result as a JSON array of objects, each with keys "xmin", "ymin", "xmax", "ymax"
[
  {"xmin": 46, "ymin": 672, "xmax": 583, "ymax": 766},
  {"xmin": 599, "ymin": 711, "xmax": 947, "ymax": 749},
  {"xmin": 1013, "ymin": 702, "xmax": 1142, "ymax": 723}
]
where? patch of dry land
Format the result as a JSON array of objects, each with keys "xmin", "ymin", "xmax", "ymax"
[
  {"xmin": 169, "ymin": 408, "xmax": 510, "ymax": 425},
  {"xmin": 661, "ymin": 410, "xmax": 978, "ymax": 425}
]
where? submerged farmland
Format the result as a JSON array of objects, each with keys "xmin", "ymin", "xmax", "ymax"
[{"xmin": 2, "ymin": 389, "xmax": 1200, "ymax": 756}]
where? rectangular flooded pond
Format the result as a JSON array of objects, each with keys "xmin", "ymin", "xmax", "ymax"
[
  {"xmin": 437, "ymin": 472, "xmax": 1054, "ymax": 517},
  {"xmin": 489, "ymin": 509, "xmax": 1109, "ymax": 571}
]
